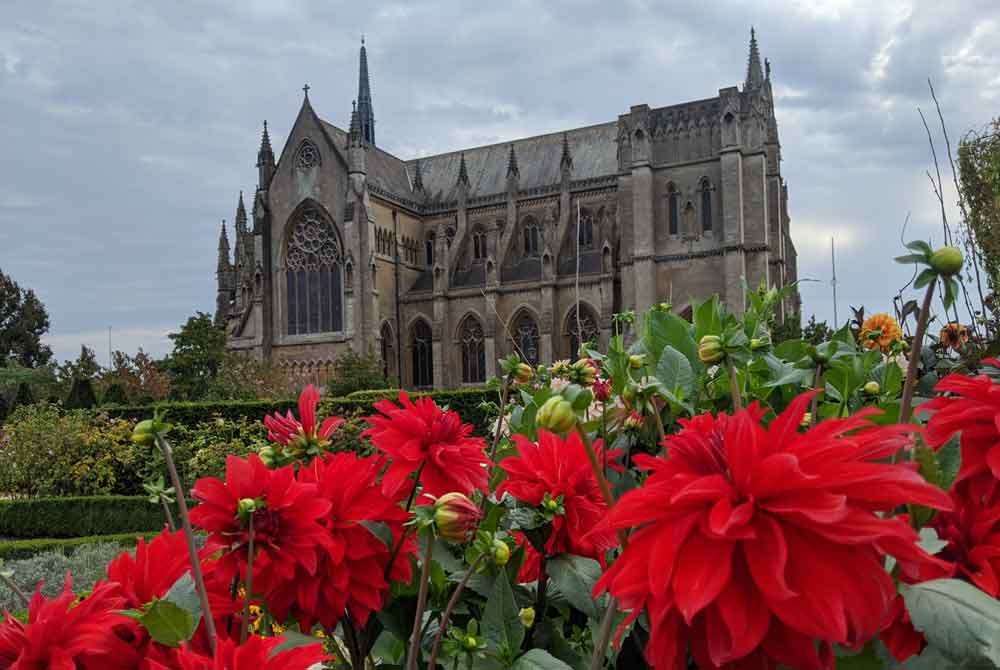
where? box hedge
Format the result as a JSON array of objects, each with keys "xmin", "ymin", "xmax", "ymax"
[
  {"xmin": 0, "ymin": 532, "xmax": 159, "ymax": 561},
  {"xmin": 0, "ymin": 496, "xmax": 183, "ymax": 539}
]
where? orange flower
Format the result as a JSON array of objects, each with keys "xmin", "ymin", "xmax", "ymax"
[
  {"xmin": 939, "ymin": 322, "xmax": 969, "ymax": 350},
  {"xmin": 859, "ymin": 313, "xmax": 903, "ymax": 353}
]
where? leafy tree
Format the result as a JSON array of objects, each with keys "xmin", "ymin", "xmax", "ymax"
[
  {"xmin": 207, "ymin": 352, "xmax": 296, "ymax": 401},
  {"xmin": 326, "ymin": 349, "xmax": 389, "ymax": 398},
  {"xmin": 164, "ymin": 312, "xmax": 226, "ymax": 400},
  {"xmin": 101, "ymin": 382, "xmax": 128, "ymax": 405},
  {"xmin": 958, "ymin": 119, "xmax": 1000, "ymax": 293},
  {"xmin": 58, "ymin": 345, "xmax": 100, "ymax": 385},
  {"xmin": 0, "ymin": 268, "xmax": 52, "ymax": 367},
  {"xmin": 100, "ymin": 349, "xmax": 171, "ymax": 404}
]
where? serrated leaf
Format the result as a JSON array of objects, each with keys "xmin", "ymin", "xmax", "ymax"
[
  {"xmin": 546, "ymin": 554, "xmax": 603, "ymax": 618},
  {"xmin": 163, "ymin": 573, "xmax": 200, "ymax": 622},
  {"xmin": 482, "ymin": 570, "xmax": 524, "ymax": 654},
  {"xmin": 902, "ymin": 578, "xmax": 1000, "ymax": 666},
  {"xmin": 511, "ymin": 649, "xmax": 575, "ymax": 670},
  {"xmin": 138, "ymin": 599, "xmax": 195, "ymax": 647}
]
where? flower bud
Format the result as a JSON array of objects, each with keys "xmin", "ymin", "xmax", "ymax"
[
  {"xmin": 628, "ymin": 354, "xmax": 645, "ymax": 369},
  {"xmin": 549, "ymin": 360, "xmax": 572, "ymax": 378},
  {"xmin": 518, "ymin": 607, "xmax": 536, "ymax": 628},
  {"xmin": 237, "ymin": 497, "xmax": 261, "ymax": 521},
  {"xmin": 536, "ymin": 396, "xmax": 577, "ymax": 434},
  {"xmin": 863, "ymin": 381, "xmax": 880, "ymax": 395},
  {"xmin": 433, "ymin": 492, "xmax": 482, "ymax": 544},
  {"xmin": 592, "ymin": 379, "xmax": 611, "ymax": 402},
  {"xmin": 624, "ymin": 410, "xmax": 644, "ymax": 431},
  {"xmin": 930, "ymin": 246, "xmax": 964, "ymax": 276},
  {"xmin": 513, "ymin": 362, "xmax": 534, "ymax": 384},
  {"xmin": 491, "ymin": 539, "xmax": 511, "ymax": 566},
  {"xmin": 750, "ymin": 338, "xmax": 767, "ymax": 351},
  {"xmin": 131, "ymin": 419, "xmax": 156, "ymax": 446},
  {"xmin": 698, "ymin": 335, "xmax": 724, "ymax": 365},
  {"xmin": 571, "ymin": 359, "xmax": 598, "ymax": 386}
]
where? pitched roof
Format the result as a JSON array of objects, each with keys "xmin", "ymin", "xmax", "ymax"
[{"xmin": 320, "ymin": 121, "xmax": 414, "ymax": 197}]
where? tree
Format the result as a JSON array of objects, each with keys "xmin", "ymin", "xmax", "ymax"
[
  {"xmin": 958, "ymin": 119, "xmax": 1000, "ymax": 293},
  {"xmin": 326, "ymin": 349, "xmax": 389, "ymax": 398},
  {"xmin": 164, "ymin": 312, "xmax": 227, "ymax": 400},
  {"xmin": 0, "ymin": 268, "xmax": 52, "ymax": 367},
  {"xmin": 58, "ymin": 345, "xmax": 100, "ymax": 384},
  {"xmin": 64, "ymin": 376, "xmax": 97, "ymax": 409},
  {"xmin": 100, "ymin": 348, "xmax": 171, "ymax": 404}
]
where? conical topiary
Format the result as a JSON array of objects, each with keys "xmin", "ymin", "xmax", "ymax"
[
  {"xmin": 65, "ymin": 377, "xmax": 97, "ymax": 409},
  {"xmin": 13, "ymin": 382, "xmax": 34, "ymax": 408},
  {"xmin": 101, "ymin": 382, "xmax": 128, "ymax": 406}
]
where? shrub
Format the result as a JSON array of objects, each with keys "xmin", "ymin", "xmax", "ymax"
[
  {"xmin": 0, "ymin": 496, "xmax": 182, "ymax": 539},
  {"xmin": 0, "ymin": 542, "xmax": 125, "ymax": 612},
  {"xmin": 326, "ymin": 349, "xmax": 389, "ymax": 398},
  {"xmin": 0, "ymin": 532, "xmax": 159, "ymax": 562},
  {"xmin": 101, "ymin": 382, "xmax": 128, "ymax": 406},
  {"xmin": 12, "ymin": 381, "xmax": 33, "ymax": 408},
  {"xmin": 64, "ymin": 377, "xmax": 97, "ymax": 409}
]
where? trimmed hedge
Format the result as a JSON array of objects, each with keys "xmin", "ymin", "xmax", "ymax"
[
  {"xmin": 0, "ymin": 496, "xmax": 183, "ymax": 539},
  {"xmin": 102, "ymin": 387, "xmax": 495, "ymax": 436},
  {"xmin": 0, "ymin": 532, "xmax": 159, "ymax": 561}
]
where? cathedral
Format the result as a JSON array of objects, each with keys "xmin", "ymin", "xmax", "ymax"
[{"xmin": 214, "ymin": 30, "xmax": 798, "ymax": 390}]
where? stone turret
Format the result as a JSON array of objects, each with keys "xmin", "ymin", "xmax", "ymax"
[
  {"xmin": 215, "ymin": 221, "xmax": 234, "ymax": 325},
  {"xmin": 256, "ymin": 121, "xmax": 275, "ymax": 189}
]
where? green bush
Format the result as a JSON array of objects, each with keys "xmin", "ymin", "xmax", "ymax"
[
  {"xmin": 101, "ymin": 382, "xmax": 128, "ymax": 406},
  {"xmin": 0, "ymin": 496, "xmax": 183, "ymax": 539},
  {"xmin": 0, "ymin": 542, "xmax": 125, "ymax": 612},
  {"xmin": 326, "ymin": 350, "xmax": 389, "ymax": 398},
  {"xmin": 0, "ymin": 532, "xmax": 159, "ymax": 562},
  {"xmin": 64, "ymin": 377, "xmax": 97, "ymax": 409}
]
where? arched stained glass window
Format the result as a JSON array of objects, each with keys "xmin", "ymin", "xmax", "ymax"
[
  {"xmin": 513, "ymin": 312, "xmax": 540, "ymax": 365},
  {"xmin": 578, "ymin": 208, "xmax": 594, "ymax": 248},
  {"xmin": 459, "ymin": 316, "xmax": 486, "ymax": 383},
  {"xmin": 411, "ymin": 319, "xmax": 433, "ymax": 388},
  {"xmin": 700, "ymin": 178, "xmax": 713, "ymax": 232},
  {"xmin": 667, "ymin": 183, "xmax": 679, "ymax": 236},
  {"xmin": 380, "ymin": 322, "xmax": 395, "ymax": 383},
  {"xmin": 522, "ymin": 217, "xmax": 539, "ymax": 256},
  {"xmin": 566, "ymin": 305, "xmax": 600, "ymax": 358},
  {"xmin": 285, "ymin": 205, "xmax": 342, "ymax": 335},
  {"xmin": 425, "ymin": 233, "xmax": 435, "ymax": 267}
]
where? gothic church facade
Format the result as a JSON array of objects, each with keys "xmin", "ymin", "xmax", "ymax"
[{"xmin": 214, "ymin": 31, "xmax": 798, "ymax": 389}]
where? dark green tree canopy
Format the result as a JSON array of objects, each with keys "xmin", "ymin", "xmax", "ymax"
[
  {"xmin": 164, "ymin": 312, "xmax": 227, "ymax": 400},
  {"xmin": 0, "ymin": 268, "xmax": 52, "ymax": 368}
]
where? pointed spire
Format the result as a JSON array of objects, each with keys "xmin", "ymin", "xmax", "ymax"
[
  {"xmin": 257, "ymin": 120, "xmax": 274, "ymax": 167},
  {"xmin": 457, "ymin": 152, "xmax": 470, "ymax": 188},
  {"xmin": 235, "ymin": 191, "xmax": 247, "ymax": 232},
  {"xmin": 506, "ymin": 143, "xmax": 519, "ymax": 179},
  {"xmin": 412, "ymin": 159, "xmax": 424, "ymax": 192},
  {"xmin": 349, "ymin": 100, "xmax": 362, "ymax": 146},
  {"xmin": 560, "ymin": 132, "xmax": 573, "ymax": 172},
  {"xmin": 356, "ymin": 37, "xmax": 375, "ymax": 145},
  {"xmin": 217, "ymin": 220, "xmax": 231, "ymax": 274},
  {"xmin": 745, "ymin": 27, "xmax": 764, "ymax": 90}
]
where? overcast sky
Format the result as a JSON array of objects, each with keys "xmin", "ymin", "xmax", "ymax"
[{"xmin": 1, "ymin": 1, "xmax": 998, "ymax": 363}]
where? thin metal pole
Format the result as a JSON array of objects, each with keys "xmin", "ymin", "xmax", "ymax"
[{"xmin": 831, "ymin": 237, "xmax": 838, "ymax": 326}]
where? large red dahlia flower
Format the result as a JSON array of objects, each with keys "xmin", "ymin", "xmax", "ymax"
[
  {"xmin": 594, "ymin": 392, "xmax": 952, "ymax": 670},
  {"xmin": 498, "ymin": 430, "xmax": 620, "ymax": 566},
  {"xmin": 263, "ymin": 384, "xmax": 343, "ymax": 462},
  {"xmin": 268, "ymin": 452, "xmax": 417, "ymax": 631},
  {"xmin": 0, "ymin": 578, "xmax": 130, "ymax": 670},
  {"xmin": 147, "ymin": 635, "xmax": 328, "ymax": 670},
  {"xmin": 190, "ymin": 454, "xmax": 332, "ymax": 597},
  {"xmin": 364, "ymin": 391, "xmax": 490, "ymax": 498},
  {"xmin": 921, "ymin": 368, "xmax": 1000, "ymax": 502}
]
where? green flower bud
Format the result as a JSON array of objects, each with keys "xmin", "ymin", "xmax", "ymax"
[
  {"xmin": 930, "ymin": 246, "xmax": 964, "ymax": 276},
  {"xmin": 750, "ymin": 338, "xmax": 767, "ymax": 351},
  {"xmin": 628, "ymin": 354, "xmax": 645, "ymax": 369},
  {"xmin": 698, "ymin": 335, "xmax": 724, "ymax": 365},
  {"xmin": 433, "ymin": 492, "xmax": 482, "ymax": 544},
  {"xmin": 536, "ymin": 396, "xmax": 576, "ymax": 434},
  {"xmin": 131, "ymin": 419, "xmax": 156, "ymax": 446},
  {"xmin": 237, "ymin": 497, "xmax": 261, "ymax": 521},
  {"xmin": 513, "ymin": 362, "xmax": 534, "ymax": 384},
  {"xmin": 519, "ymin": 607, "xmax": 536, "ymax": 628},
  {"xmin": 800, "ymin": 412, "xmax": 812, "ymax": 428},
  {"xmin": 864, "ymin": 381, "xmax": 880, "ymax": 395},
  {"xmin": 491, "ymin": 539, "xmax": 511, "ymax": 566},
  {"xmin": 463, "ymin": 635, "xmax": 479, "ymax": 651}
]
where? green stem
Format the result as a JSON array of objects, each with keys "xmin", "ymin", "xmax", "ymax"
[
  {"xmin": 427, "ymin": 554, "xmax": 486, "ymax": 669},
  {"xmin": 406, "ymin": 535, "xmax": 435, "ymax": 670},
  {"xmin": 160, "ymin": 497, "xmax": 176, "ymax": 533},
  {"xmin": 156, "ymin": 435, "xmax": 217, "ymax": 656},
  {"xmin": 590, "ymin": 599, "xmax": 618, "ymax": 670},
  {"xmin": 384, "ymin": 463, "xmax": 425, "ymax": 582},
  {"xmin": 239, "ymin": 512, "xmax": 255, "ymax": 644},
  {"xmin": 900, "ymin": 278, "xmax": 938, "ymax": 428},
  {"xmin": 525, "ymin": 555, "xmax": 548, "ymax": 649},
  {"xmin": 727, "ymin": 361, "xmax": 743, "ymax": 410},
  {"xmin": 810, "ymin": 365, "xmax": 823, "ymax": 427},
  {"xmin": 479, "ymin": 379, "xmax": 511, "ymax": 518}
]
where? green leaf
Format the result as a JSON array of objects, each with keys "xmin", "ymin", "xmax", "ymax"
[
  {"xmin": 138, "ymin": 599, "xmax": 196, "ymax": 647},
  {"xmin": 895, "ymin": 253, "xmax": 927, "ymax": 265},
  {"xmin": 274, "ymin": 629, "xmax": 324, "ymax": 653},
  {"xmin": 937, "ymin": 437, "xmax": 961, "ymax": 490},
  {"xmin": 835, "ymin": 642, "xmax": 884, "ymax": 669},
  {"xmin": 642, "ymin": 310, "xmax": 699, "ymax": 370},
  {"xmin": 655, "ymin": 345, "xmax": 695, "ymax": 398},
  {"xmin": 482, "ymin": 570, "xmax": 524, "ymax": 654},
  {"xmin": 914, "ymin": 268, "xmax": 937, "ymax": 289},
  {"xmin": 693, "ymin": 295, "xmax": 723, "ymax": 341},
  {"xmin": 546, "ymin": 554, "xmax": 603, "ymax": 618},
  {"xmin": 510, "ymin": 649, "xmax": 575, "ymax": 670},
  {"xmin": 905, "ymin": 240, "xmax": 933, "ymax": 256},
  {"xmin": 361, "ymin": 521, "xmax": 394, "ymax": 548},
  {"xmin": 163, "ymin": 572, "xmax": 201, "ymax": 627},
  {"xmin": 902, "ymin": 578, "xmax": 1000, "ymax": 666}
]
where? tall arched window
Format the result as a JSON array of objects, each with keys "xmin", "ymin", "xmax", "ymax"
[
  {"xmin": 513, "ymin": 312, "xmax": 540, "ymax": 365},
  {"xmin": 380, "ymin": 321, "xmax": 395, "ymax": 383},
  {"xmin": 472, "ymin": 229, "xmax": 487, "ymax": 261},
  {"xmin": 459, "ymin": 316, "xmax": 486, "ymax": 383},
  {"xmin": 566, "ymin": 305, "xmax": 600, "ymax": 358},
  {"xmin": 578, "ymin": 208, "xmax": 594, "ymax": 248},
  {"xmin": 425, "ymin": 232, "xmax": 435, "ymax": 267},
  {"xmin": 700, "ymin": 179, "xmax": 713, "ymax": 232},
  {"xmin": 667, "ymin": 183, "xmax": 679, "ymax": 236},
  {"xmin": 285, "ymin": 205, "xmax": 343, "ymax": 335},
  {"xmin": 411, "ymin": 319, "xmax": 433, "ymax": 388},
  {"xmin": 522, "ymin": 217, "xmax": 539, "ymax": 256}
]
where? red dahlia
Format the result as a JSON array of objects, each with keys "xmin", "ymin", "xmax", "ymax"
[
  {"xmin": 0, "ymin": 578, "xmax": 130, "ymax": 670},
  {"xmin": 263, "ymin": 384, "xmax": 343, "ymax": 462},
  {"xmin": 147, "ymin": 634, "xmax": 328, "ymax": 670},
  {"xmin": 497, "ymin": 430, "xmax": 620, "ymax": 567},
  {"xmin": 922, "ymin": 369, "xmax": 1000, "ymax": 502},
  {"xmin": 268, "ymin": 452, "xmax": 416, "ymax": 631},
  {"xmin": 593, "ymin": 392, "xmax": 952, "ymax": 670},
  {"xmin": 364, "ymin": 391, "xmax": 490, "ymax": 499},
  {"xmin": 190, "ymin": 454, "xmax": 332, "ymax": 599}
]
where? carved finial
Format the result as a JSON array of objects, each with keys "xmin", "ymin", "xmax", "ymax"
[
  {"xmin": 412, "ymin": 159, "xmax": 424, "ymax": 192},
  {"xmin": 506, "ymin": 143, "xmax": 519, "ymax": 179},
  {"xmin": 765, "ymin": 58, "xmax": 771, "ymax": 80},
  {"xmin": 745, "ymin": 27, "xmax": 764, "ymax": 90},
  {"xmin": 560, "ymin": 132, "xmax": 573, "ymax": 172},
  {"xmin": 457, "ymin": 152, "xmax": 470, "ymax": 188},
  {"xmin": 361, "ymin": 33, "xmax": 365, "ymax": 46}
]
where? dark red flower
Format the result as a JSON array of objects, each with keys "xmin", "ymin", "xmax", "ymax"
[
  {"xmin": 592, "ymin": 378, "xmax": 611, "ymax": 402},
  {"xmin": 497, "ymin": 430, "xmax": 620, "ymax": 566},
  {"xmin": 0, "ymin": 578, "xmax": 131, "ymax": 670},
  {"xmin": 263, "ymin": 384, "xmax": 343, "ymax": 462},
  {"xmin": 593, "ymin": 392, "xmax": 952, "ymax": 670},
  {"xmin": 917, "ymin": 489, "xmax": 1000, "ymax": 596},
  {"xmin": 921, "ymin": 371, "xmax": 1000, "ymax": 502},
  {"xmin": 879, "ymin": 594, "xmax": 926, "ymax": 662},
  {"xmin": 149, "ymin": 635, "xmax": 328, "ymax": 670},
  {"xmin": 268, "ymin": 452, "xmax": 416, "ymax": 631},
  {"xmin": 190, "ymin": 454, "xmax": 332, "ymax": 599},
  {"xmin": 512, "ymin": 531, "xmax": 543, "ymax": 583},
  {"xmin": 364, "ymin": 391, "xmax": 490, "ymax": 499}
]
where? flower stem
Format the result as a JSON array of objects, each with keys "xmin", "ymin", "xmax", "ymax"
[
  {"xmin": 575, "ymin": 427, "xmax": 627, "ymax": 547},
  {"xmin": 0, "ymin": 572, "xmax": 28, "ymax": 610},
  {"xmin": 810, "ymin": 365, "xmax": 823, "ymax": 427},
  {"xmin": 900, "ymin": 278, "xmax": 938, "ymax": 427},
  {"xmin": 155, "ymin": 435, "xmax": 217, "ymax": 656},
  {"xmin": 590, "ymin": 598, "xmax": 618, "ymax": 670},
  {"xmin": 385, "ymin": 463, "xmax": 426, "ymax": 582},
  {"xmin": 160, "ymin": 497, "xmax": 176, "ymax": 532},
  {"xmin": 239, "ymin": 512, "xmax": 255, "ymax": 644},
  {"xmin": 406, "ymin": 535, "xmax": 435, "ymax": 670},
  {"xmin": 488, "ymin": 379, "xmax": 511, "ymax": 463},
  {"xmin": 427, "ymin": 554, "xmax": 486, "ymax": 669},
  {"xmin": 727, "ymin": 362, "xmax": 743, "ymax": 410},
  {"xmin": 525, "ymin": 555, "xmax": 548, "ymax": 649}
]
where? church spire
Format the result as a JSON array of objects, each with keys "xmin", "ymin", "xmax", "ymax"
[
  {"xmin": 356, "ymin": 36, "xmax": 375, "ymax": 145},
  {"xmin": 745, "ymin": 27, "xmax": 764, "ymax": 90},
  {"xmin": 349, "ymin": 100, "xmax": 362, "ymax": 146},
  {"xmin": 235, "ymin": 191, "xmax": 247, "ymax": 233},
  {"xmin": 506, "ymin": 143, "xmax": 519, "ymax": 179},
  {"xmin": 257, "ymin": 120, "xmax": 275, "ymax": 188},
  {"xmin": 457, "ymin": 152, "xmax": 470, "ymax": 188},
  {"xmin": 217, "ymin": 220, "xmax": 231, "ymax": 273}
]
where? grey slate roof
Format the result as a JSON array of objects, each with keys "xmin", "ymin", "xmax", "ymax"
[{"xmin": 320, "ymin": 122, "xmax": 414, "ymax": 197}]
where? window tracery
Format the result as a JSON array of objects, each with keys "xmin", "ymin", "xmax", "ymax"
[
  {"xmin": 285, "ymin": 206, "xmax": 342, "ymax": 335},
  {"xmin": 459, "ymin": 316, "xmax": 486, "ymax": 383},
  {"xmin": 295, "ymin": 139, "xmax": 321, "ymax": 169}
]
